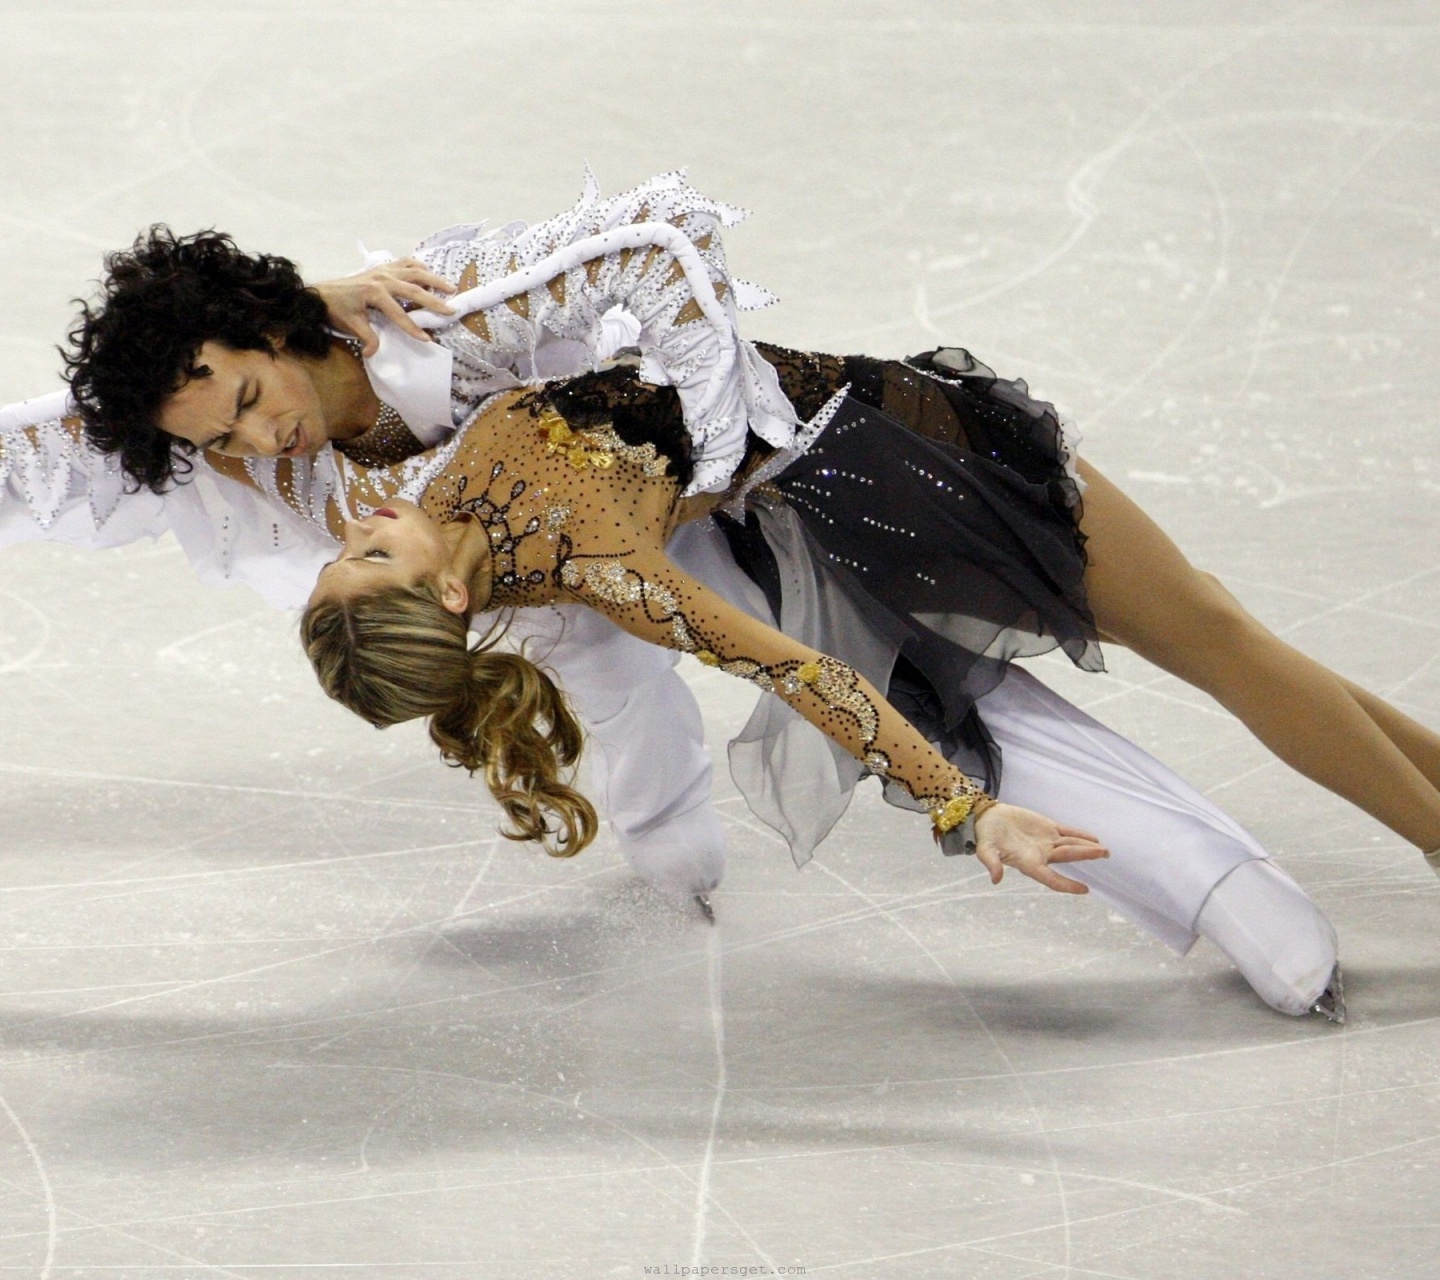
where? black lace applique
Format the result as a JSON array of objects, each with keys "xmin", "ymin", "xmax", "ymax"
[
  {"xmin": 448, "ymin": 460, "xmax": 550, "ymax": 606},
  {"xmin": 517, "ymin": 368, "xmax": 695, "ymax": 490},
  {"xmin": 753, "ymin": 342, "xmax": 848, "ymax": 420}
]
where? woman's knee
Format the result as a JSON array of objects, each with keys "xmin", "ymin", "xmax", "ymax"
[
  {"xmin": 1191, "ymin": 571, "xmax": 1268, "ymax": 648},
  {"xmin": 1125, "ymin": 567, "xmax": 1262, "ymax": 674}
]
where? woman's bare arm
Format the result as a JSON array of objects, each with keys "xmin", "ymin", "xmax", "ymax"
[
  {"xmin": 561, "ymin": 534, "xmax": 1108, "ymax": 891},
  {"xmin": 311, "ymin": 260, "xmax": 456, "ymax": 356}
]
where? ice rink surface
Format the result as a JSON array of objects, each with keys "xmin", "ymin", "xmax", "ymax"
[{"xmin": 2, "ymin": 1, "xmax": 1439, "ymax": 1275}]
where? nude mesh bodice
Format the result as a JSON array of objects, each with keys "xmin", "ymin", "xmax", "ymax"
[{"xmin": 301, "ymin": 383, "xmax": 986, "ymax": 821}]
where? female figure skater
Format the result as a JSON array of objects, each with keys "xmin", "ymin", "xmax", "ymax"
[{"xmin": 61, "ymin": 170, "xmax": 1432, "ymax": 1017}]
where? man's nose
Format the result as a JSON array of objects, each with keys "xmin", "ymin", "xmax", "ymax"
[{"xmin": 234, "ymin": 414, "xmax": 284, "ymax": 457}]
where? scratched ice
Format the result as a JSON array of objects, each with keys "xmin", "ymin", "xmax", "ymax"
[{"xmin": 2, "ymin": 3, "xmax": 1439, "ymax": 1277}]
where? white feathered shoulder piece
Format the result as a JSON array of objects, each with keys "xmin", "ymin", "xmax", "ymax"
[{"xmin": 412, "ymin": 169, "xmax": 828, "ymax": 497}]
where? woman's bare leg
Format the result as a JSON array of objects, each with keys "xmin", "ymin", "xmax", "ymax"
[
  {"xmin": 1075, "ymin": 458, "xmax": 1440, "ymax": 852},
  {"xmin": 1191, "ymin": 575, "xmax": 1440, "ymax": 793},
  {"xmin": 1336, "ymin": 676, "xmax": 1440, "ymax": 792},
  {"xmin": 1193, "ymin": 570, "xmax": 1440, "ymax": 792}
]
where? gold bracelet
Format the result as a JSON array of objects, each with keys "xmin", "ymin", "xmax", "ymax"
[
  {"xmin": 929, "ymin": 795, "xmax": 973, "ymax": 835},
  {"xmin": 927, "ymin": 787, "xmax": 997, "ymax": 838}
]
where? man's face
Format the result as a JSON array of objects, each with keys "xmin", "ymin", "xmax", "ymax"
[{"xmin": 158, "ymin": 340, "xmax": 329, "ymax": 459}]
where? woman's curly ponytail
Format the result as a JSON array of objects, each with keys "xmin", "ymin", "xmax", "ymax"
[{"xmin": 301, "ymin": 582, "xmax": 597, "ymax": 857}]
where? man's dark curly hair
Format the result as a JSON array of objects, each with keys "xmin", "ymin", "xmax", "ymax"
[{"xmin": 63, "ymin": 226, "xmax": 332, "ymax": 493}]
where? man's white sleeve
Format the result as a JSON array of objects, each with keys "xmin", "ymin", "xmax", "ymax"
[{"xmin": 500, "ymin": 604, "xmax": 725, "ymax": 893}]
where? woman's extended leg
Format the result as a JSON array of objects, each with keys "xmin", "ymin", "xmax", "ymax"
[
  {"xmin": 1187, "ymin": 569, "xmax": 1440, "ymax": 794},
  {"xmin": 1335, "ymin": 675, "xmax": 1440, "ymax": 794},
  {"xmin": 1075, "ymin": 458, "xmax": 1440, "ymax": 854}
]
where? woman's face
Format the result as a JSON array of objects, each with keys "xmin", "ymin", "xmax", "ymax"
[
  {"xmin": 158, "ymin": 340, "xmax": 328, "ymax": 458},
  {"xmin": 309, "ymin": 501, "xmax": 454, "ymax": 605}
]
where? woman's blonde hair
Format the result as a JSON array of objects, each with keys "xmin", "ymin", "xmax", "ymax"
[{"xmin": 300, "ymin": 581, "xmax": 598, "ymax": 857}]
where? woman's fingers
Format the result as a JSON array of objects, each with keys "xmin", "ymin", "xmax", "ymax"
[
  {"xmin": 334, "ymin": 308, "xmax": 381, "ymax": 357},
  {"xmin": 979, "ymin": 839, "xmax": 1093, "ymax": 894},
  {"xmin": 315, "ymin": 262, "xmax": 458, "ymax": 355},
  {"xmin": 1047, "ymin": 839, "xmax": 1109, "ymax": 863},
  {"xmin": 391, "ymin": 257, "xmax": 458, "ymax": 296},
  {"xmin": 974, "ymin": 844, "xmax": 1006, "ymax": 885},
  {"xmin": 379, "ymin": 275, "xmax": 457, "ymax": 316},
  {"xmin": 965, "ymin": 803, "xmax": 1109, "ymax": 895},
  {"xmin": 1054, "ymin": 823, "xmax": 1102, "ymax": 844},
  {"xmin": 362, "ymin": 284, "xmax": 440, "ymax": 346},
  {"xmin": 1029, "ymin": 866, "xmax": 1092, "ymax": 895}
]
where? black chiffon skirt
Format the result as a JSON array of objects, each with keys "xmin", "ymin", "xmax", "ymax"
[{"xmin": 723, "ymin": 347, "xmax": 1104, "ymax": 794}]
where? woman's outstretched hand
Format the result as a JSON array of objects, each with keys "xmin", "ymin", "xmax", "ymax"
[
  {"xmin": 312, "ymin": 259, "xmax": 457, "ymax": 355},
  {"xmin": 972, "ymin": 803, "xmax": 1108, "ymax": 894}
]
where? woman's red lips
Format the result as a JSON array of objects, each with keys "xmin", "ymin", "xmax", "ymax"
[{"xmin": 374, "ymin": 507, "xmax": 399, "ymax": 519}]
